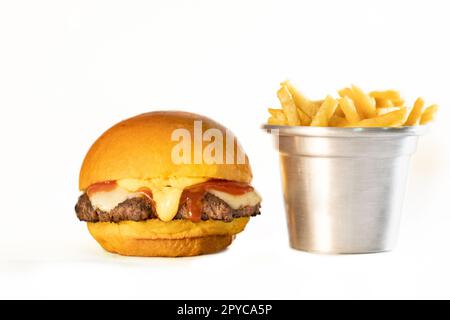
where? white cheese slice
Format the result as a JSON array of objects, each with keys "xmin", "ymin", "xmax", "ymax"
[
  {"xmin": 208, "ymin": 189, "xmax": 262, "ymax": 210},
  {"xmin": 89, "ymin": 186, "xmax": 139, "ymax": 212}
]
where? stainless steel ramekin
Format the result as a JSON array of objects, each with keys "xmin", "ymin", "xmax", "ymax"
[{"xmin": 264, "ymin": 125, "xmax": 428, "ymax": 254}]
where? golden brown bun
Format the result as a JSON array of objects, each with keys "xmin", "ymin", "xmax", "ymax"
[
  {"xmin": 87, "ymin": 218, "xmax": 249, "ymax": 257},
  {"xmin": 79, "ymin": 111, "xmax": 252, "ymax": 190},
  {"xmin": 92, "ymin": 235, "xmax": 233, "ymax": 257}
]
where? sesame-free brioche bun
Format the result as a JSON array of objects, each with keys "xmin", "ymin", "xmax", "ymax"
[
  {"xmin": 79, "ymin": 111, "xmax": 252, "ymax": 191},
  {"xmin": 87, "ymin": 218, "xmax": 249, "ymax": 257},
  {"xmin": 78, "ymin": 111, "xmax": 256, "ymax": 257}
]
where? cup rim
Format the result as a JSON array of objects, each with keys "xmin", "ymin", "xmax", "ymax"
[{"xmin": 262, "ymin": 124, "xmax": 429, "ymax": 138}]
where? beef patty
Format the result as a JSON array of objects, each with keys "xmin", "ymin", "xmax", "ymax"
[{"xmin": 75, "ymin": 192, "xmax": 260, "ymax": 223}]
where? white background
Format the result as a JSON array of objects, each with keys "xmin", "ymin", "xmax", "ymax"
[{"xmin": 1, "ymin": 0, "xmax": 449, "ymax": 299}]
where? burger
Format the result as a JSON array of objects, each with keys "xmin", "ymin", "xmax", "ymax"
[{"xmin": 75, "ymin": 111, "xmax": 261, "ymax": 257}]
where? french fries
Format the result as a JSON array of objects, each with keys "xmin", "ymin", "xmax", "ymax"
[
  {"xmin": 369, "ymin": 90, "xmax": 405, "ymax": 108},
  {"xmin": 420, "ymin": 105, "xmax": 439, "ymax": 125},
  {"xmin": 310, "ymin": 96, "xmax": 339, "ymax": 127},
  {"xmin": 375, "ymin": 107, "xmax": 400, "ymax": 116},
  {"xmin": 277, "ymin": 86, "xmax": 301, "ymax": 126},
  {"xmin": 338, "ymin": 87, "xmax": 354, "ymax": 100},
  {"xmin": 338, "ymin": 97, "xmax": 360, "ymax": 125},
  {"xmin": 405, "ymin": 98, "xmax": 425, "ymax": 126},
  {"xmin": 281, "ymin": 80, "xmax": 316, "ymax": 121},
  {"xmin": 329, "ymin": 115, "xmax": 349, "ymax": 127},
  {"xmin": 267, "ymin": 81, "xmax": 438, "ymax": 128},
  {"xmin": 374, "ymin": 98, "xmax": 394, "ymax": 108},
  {"xmin": 268, "ymin": 108, "xmax": 288, "ymax": 125},
  {"xmin": 347, "ymin": 107, "xmax": 408, "ymax": 128},
  {"xmin": 369, "ymin": 90, "xmax": 402, "ymax": 101},
  {"xmin": 350, "ymin": 85, "xmax": 377, "ymax": 118}
]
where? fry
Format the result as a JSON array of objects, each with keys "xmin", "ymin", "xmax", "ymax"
[
  {"xmin": 277, "ymin": 86, "xmax": 301, "ymax": 126},
  {"xmin": 338, "ymin": 87, "xmax": 354, "ymax": 99},
  {"xmin": 392, "ymin": 99, "xmax": 405, "ymax": 106},
  {"xmin": 309, "ymin": 100, "xmax": 324, "ymax": 118},
  {"xmin": 376, "ymin": 107, "xmax": 400, "ymax": 116},
  {"xmin": 335, "ymin": 106, "xmax": 345, "ymax": 117},
  {"xmin": 351, "ymin": 85, "xmax": 377, "ymax": 118},
  {"xmin": 268, "ymin": 108, "xmax": 280, "ymax": 116},
  {"xmin": 338, "ymin": 97, "xmax": 360, "ymax": 125},
  {"xmin": 374, "ymin": 98, "xmax": 394, "ymax": 108},
  {"xmin": 281, "ymin": 80, "xmax": 317, "ymax": 120},
  {"xmin": 310, "ymin": 96, "xmax": 339, "ymax": 127},
  {"xmin": 405, "ymin": 97, "xmax": 425, "ymax": 126},
  {"xmin": 420, "ymin": 104, "xmax": 439, "ymax": 125},
  {"xmin": 329, "ymin": 115, "xmax": 349, "ymax": 127},
  {"xmin": 268, "ymin": 116, "xmax": 287, "ymax": 125},
  {"xmin": 369, "ymin": 90, "xmax": 402, "ymax": 101},
  {"xmin": 267, "ymin": 108, "xmax": 287, "ymax": 125},
  {"xmin": 347, "ymin": 107, "xmax": 408, "ymax": 127},
  {"xmin": 268, "ymin": 108, "xmax": 285, "ymax": 118},
  {"xmin": 296, "ymin": 106, "xmax": 312, "ymax": 126}
]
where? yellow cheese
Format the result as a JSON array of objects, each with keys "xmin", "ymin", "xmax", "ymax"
[
  {"xmin": 117, "ymin": 177, "xmax": 208, "ymax": 222},
  {"xmin": 208, "ymin": 189, "xmax": 262, "ymax": 210},
  {"xmin": 149, "ymin": 187, "xmax": 183, "ymax": 222}
]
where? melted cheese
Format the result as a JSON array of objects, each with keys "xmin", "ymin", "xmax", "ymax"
[
  {"xmin": 208, "ymin": 189, "xmax": 262, "ymax": 210},
  {"xmin": 88, "ymin": 177, "xmax": 261, "ymax": 221},
  {"xmin": 117, "ymin": 177, "xmax": 208, "ymax": 222}
]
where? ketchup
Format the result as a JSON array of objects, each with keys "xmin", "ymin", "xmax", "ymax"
[
  {"xmin": 86, "ymin": 181, "xmax": 152, "ymax": 199},
  {"xmin": 86, "ymin": 180, "xmax": 117, "ymax": 197},
  {"xmin": 197, "ymin": 179, "xmax": 254, "ymax": 195},
  {"xmin": 180, "ymin": 189, "xmax": 204, "ymax": 222},
  {"xmin": 137, "ymin": 187, "xmax": 153, "ymax": 202},
  {"xmin": 180, "ymin": 179, "xmax": 253, "ymax": 222}
]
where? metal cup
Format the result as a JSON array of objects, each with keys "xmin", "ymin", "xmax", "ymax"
[{"xmin": 264, "ymin": 125, "xmax": 428, "ymax": 254}]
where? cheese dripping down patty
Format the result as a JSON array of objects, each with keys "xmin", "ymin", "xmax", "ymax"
[{"xmin": 88, "ymin": 178, "xmax": 261, "ymax": 222}]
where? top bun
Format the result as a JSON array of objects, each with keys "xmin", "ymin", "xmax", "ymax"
[{"xmin": 79, "ymin": 111, "xmax": 252, "ymax": 190}]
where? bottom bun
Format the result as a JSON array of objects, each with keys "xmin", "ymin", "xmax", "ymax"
[{"xmin": 87, "ymin": 218, "xmax": 249, "ymax": 257}]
